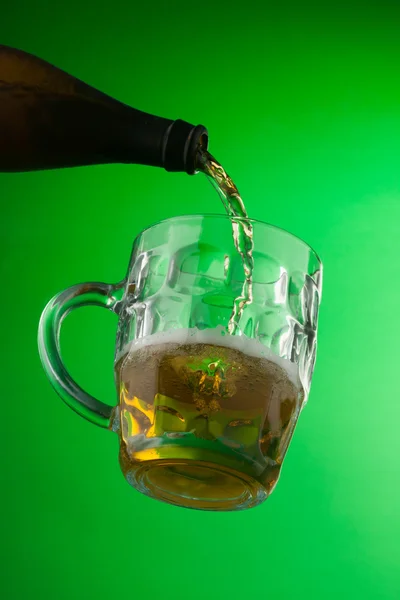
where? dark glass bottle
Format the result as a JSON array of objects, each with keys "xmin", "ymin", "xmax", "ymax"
[{"xmin": 0, "ymin": 45, "xmax": 208, "ymax": 174}]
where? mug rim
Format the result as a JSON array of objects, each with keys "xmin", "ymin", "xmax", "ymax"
[{"xmin": 137, "ymin": 213, "xmax": 322, "ymax": 264}]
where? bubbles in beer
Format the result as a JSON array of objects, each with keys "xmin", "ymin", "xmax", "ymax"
[{"xmin": 115, "ymin": 328, "xmax": 304, "ymax": 510}]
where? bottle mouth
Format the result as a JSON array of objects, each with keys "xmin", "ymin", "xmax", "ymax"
[
  {"xmin": 187, "ymin": 126, "xmax": 209, "ymax": 175},
  {"xmin": 162, "ymin": 120, "xmax": 208, "ymax": 175}
]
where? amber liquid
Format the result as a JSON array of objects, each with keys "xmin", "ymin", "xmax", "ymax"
[
  {"xmin": 197, "ymin": 150, "xmax": 254, "ymax": 335},
  {"xmin": 116, "ymin": 334, "xmax": 303, "ymax": 510}
]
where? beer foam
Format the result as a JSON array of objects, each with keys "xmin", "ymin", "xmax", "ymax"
[{"xmin": 116, "ymin": 326, "xmax": 300, "ymax": 388}]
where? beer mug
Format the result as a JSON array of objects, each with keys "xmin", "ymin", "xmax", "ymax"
[{"xmin": 38, "ymin": 215, "xmax": 322, "ymax": 511}]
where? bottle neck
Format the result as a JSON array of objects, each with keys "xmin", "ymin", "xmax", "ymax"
[
  {"xmin": 114, "ymin": 108, "xmax": 208, "ymax": 174},
  {"xmin": 162, "ymin": 120, "xmax": 208, "ymax": 174}
]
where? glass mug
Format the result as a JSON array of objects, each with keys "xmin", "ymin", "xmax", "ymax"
[{"xmin": 38, "ymin": 215, "xmax": 322, "ymax": 511}]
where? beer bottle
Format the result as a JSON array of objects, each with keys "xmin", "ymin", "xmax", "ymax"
[{"xmin": 0, "ymin": 45, "xmax": 208, "ymax": 174}]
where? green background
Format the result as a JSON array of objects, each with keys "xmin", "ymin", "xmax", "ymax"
[{"xmin": 1, "ymin": 1, "xmax": 400, "ymax": 598}]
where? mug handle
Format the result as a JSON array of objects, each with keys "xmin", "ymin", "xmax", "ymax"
[{"xmin": 38, "ymin": 281, "xmax": 124, "ymax": 429}]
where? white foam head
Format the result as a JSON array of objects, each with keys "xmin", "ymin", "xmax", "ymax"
[{"xmin": 116, "ymin": 326, "xmax": 300, "ymax": 388}]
